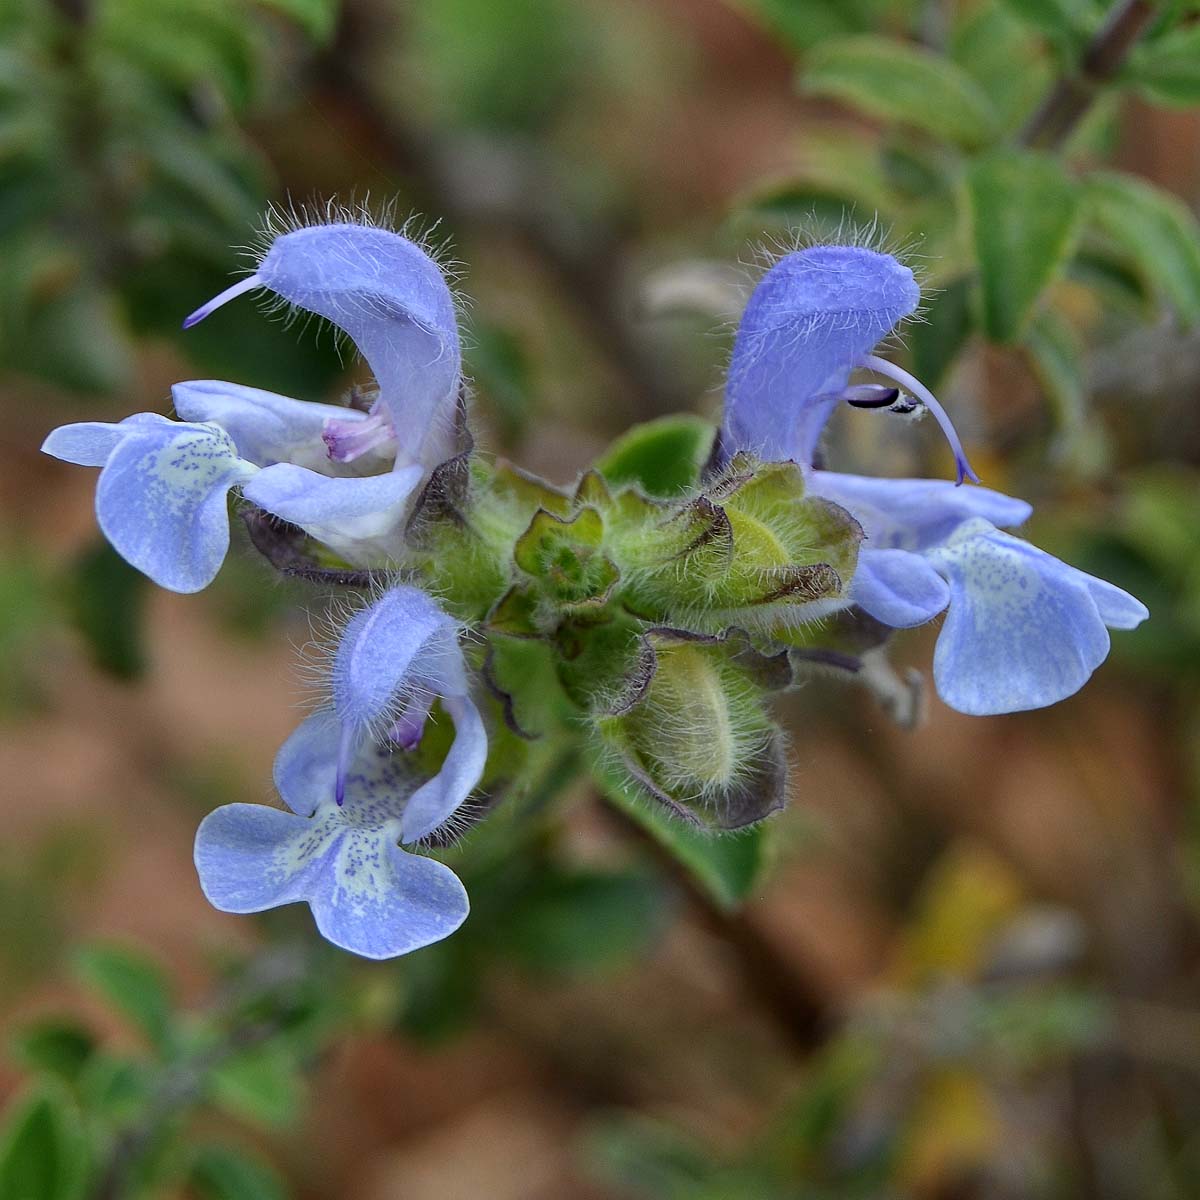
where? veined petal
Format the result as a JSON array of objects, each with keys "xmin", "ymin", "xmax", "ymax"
[
  {"xmin": 242, "ymin": 461, "xmax": 423, "ymax": 545},
  {"xmin": 1084, "ymin": 575, "xmax": 1150, "ymax": 630},
  {"xmin": 194, "ymin": 802, "xmax": 321, "ymax": 913},
  {"xmin": 273, "ymin": 711, "xmax": 342, "ymax": 817},
  {"xmin": 400, "ymin": 694, "xmax": 487, "ymax": 842},
  {"xmin": 927, "ymin": 519, "xmax": 1146, "ymax": 715},
  {"xmin": 810, "ymin": 471, "xmax": 1032, "ymax": 551},
  {"xmin": 722, "ymin": 246, "xmax": 920, "ymax": 464},
  {"xmin": 194, "ymin": 796, "xmax": 468, "ymax": 959},
  {"xmin": 95, "ymin": 420, "xmax": 257, "ymax": 593},
  {"xmin": 173, "ymin": 380, "xmax": 357, "ymax": 467},
  {"xmin": 851, "ymin": 547, "xmax": 950, "ymax": 628},
  {"xmin": 308, "ymin": 839, "xmax": 468, "ymax": 960},
  {"xmin": 255, "ymin": 224, "xmax": 461, "ymax": 470},
  {"xmin": 41, "ymin": 412, "xmax": 170, "ymax": 467}
]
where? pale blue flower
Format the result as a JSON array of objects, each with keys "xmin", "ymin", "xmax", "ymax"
[
  {"xmin": 42, "ymin": 219, "xmax": 461, "ymax": 586},
  {"xmin": 721, "ymin": 244, "xmax": 978, "ymax": 484},
  {"xmin": 41, "ymin": 413, "xmax": 257, "ymax": 593},
  {"xmin": 809, "ymin": 471, "xmax": 1148, "ymax": 715},
  {"xmin": 194, "ymin": 713, "xmax": 470, "ymax": 959},
  {"xmin": 327, "ymin": 584, "xmax": 486, "ymax": 841},
  {"xmin": 194, "ymin": 584, "xmax": 486, "ymax": 958}
]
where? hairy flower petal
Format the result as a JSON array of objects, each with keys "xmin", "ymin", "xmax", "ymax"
[
  {"xmin": 722, "ymin": 245, "xmax": 920, "ymax": 465},
  {"xmin": 254, "ymin": 224, "xmax": 461, "ymax": 470}
]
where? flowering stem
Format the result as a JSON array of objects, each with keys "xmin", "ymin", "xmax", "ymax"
[
  {"xmin": 599, "ymin": 794, "xmax": 831, "ymax": 1056},
  {"xmin": 1019, "ymin": 0, "xmax": 1157, "ymax": 150}
]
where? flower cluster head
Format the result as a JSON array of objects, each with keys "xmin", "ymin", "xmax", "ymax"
[{"xmin": 42, "ymin": 211, "xmax": 1147, "ymax": 959}]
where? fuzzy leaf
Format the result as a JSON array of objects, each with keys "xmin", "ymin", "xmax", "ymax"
[
  {"xmin": 73, "ymin": 944, "xmax": 172, "ymax": 1053},
  {"xmin": 968, "ymin": 149, "xmax": 1082, "ymax": 341},
  {"xmin": 209, "ymin": 1041, "xmax": 304, "ymax": 1130},
  {"xmin": 189, "ymin": 1143, "xmax": 290, "ymax": 1200},
  {"xmin": 800, "ymin": 35, "xmax": 998, "ymax": 149},
  {"xmin": 593, "ymin": 755, "xmax": 770, "ymax": 911},
  {"xmin": 0, "ymin": 1087, "xmax": 88, "ymax": 1200},
  {"xmin": 10, "ymin": 1021, "xmax": 97, "ymax": 1085},
  {"xmin": 1084, "ymin": 170, "xmax": 1200, "ymax": 324},
  {"xmin": 1126, "ymin": 24, "xmax": 1200, "ymax": 105},
  {"xmin": 595, "ymin": 415, "xmax": 715, "ymax": 498}
]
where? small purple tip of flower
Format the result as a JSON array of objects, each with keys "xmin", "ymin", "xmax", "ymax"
[
  {"xmin": 181, "ymin": 274, "xmax": 262, "ymax": 331},
  {"xmin": 389, "ymin": 712, "xmax": 427, "ymax": 751}
]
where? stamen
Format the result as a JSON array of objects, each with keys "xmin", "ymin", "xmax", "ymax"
[
  {"xmin": 387, "ymin": 693, "xmax": 434, "ymax": 750},
  {"xmin": 844, "ymin": 385, "xmax": 901, "ymax": 410},
  {"xmin": 335, "ymin": 721, "xmax": 355, "ymax": 807},
  {"xmin": 182, "ymin": 275, "xmax": 263, "ymax": 329},
  {"xmin": 859, "ymin": 355, "xmax": 980, "ymax": 486},
  {"xmin": 322, "ymin": 411, "xmax": 397, "ymax": 464}
]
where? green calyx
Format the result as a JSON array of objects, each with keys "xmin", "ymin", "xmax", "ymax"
[{"xmin": 252, "ymin": 415, "xmax": 866, "ymax": 829}]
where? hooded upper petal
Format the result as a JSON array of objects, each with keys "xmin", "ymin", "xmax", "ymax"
[
  {"xmin": 722, "ymin": 246, "xmax": 920, "ymax": 465},
  {"xmin": 926, "ymin": 518, "xmax": 1148, "ymax": 715},
  {"xmin": 327, "ymin": 584, "xmax": 480, "ymax": 812},
  {"xmin": 254, "ymin": 224, "xmax": 461, "ymax": 471}
]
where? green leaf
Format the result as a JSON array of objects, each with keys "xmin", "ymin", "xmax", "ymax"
[
  {"xmin": 800, "ymin": 35, "xmax": 998, "ymax": 149},
  {"xmin": 595, "ymin": 415, "xmax": 715, "ymax": 498},
  {"xmin": 0, "ymin": 1087, "xmax": 88, "ymax": 1200},
  {"xmin": 967, "ymin": 149, "xmax": 1081, "ymax": 341},
  {"xmin": 74, "ymin": 944, "xmax": 173, "ymax": 1052},
  {"xmin": 1126, "ymin": 24, "xmax": 1200, "ymax": 105},
  {"xmin": 1024, "ymin": 310, "xmax": 1108, "ymax": 475},
  {"xmin": 67, "ymin": 542, "xmax": 148, "ymax": 681},
  {"xmin": 995, "ymin": 0, "xmax": 1097, "ymax": 44},
  {"xmin": 951, "ymin": 5, "xmax": 1052, "ymax": 133},
  {"xmin": 1024, "ymin": 309, "xmax": 1086, "ymax": 439},
  {"xmin": 1084, "ymin": 170, "xmax": 1200, "ymax": 324},
  {"xmin": 256, "ymin": 0, "xmax": 340, "ymax": 43},
  {"xmin": 733, "ymin": 0, "xmax": 913, "ymax": 55},
  {"xmin": 463, "ymin": 320, "xmax": 536, "ymax": 449},
  {"xmin": 497, "ymin": 867, "xmax": 668, "ymax": 975},
  {"xmin": 209, "ymin": 1041, "xmax": 304, "ymax": 1130},
  {"xmin": 10, "ymin": 1021, "xmax": 97, "ymax": 1084},
  {"xmin": 189, "ymin": 1143, "xmax": 289, "ymax": 1200},
  {"xmin": 591, "ymin": 755, "xmax": 769, "ymax": 911}
]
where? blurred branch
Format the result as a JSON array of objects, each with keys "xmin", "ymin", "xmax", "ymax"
[
  {"xmin": 91, "ymin": 945, "xmax": 314, "ymax": 1200},
  {"xmin": 1020, "ymin": 0, "xmax": 1156, "ymax": 149},
  {"xmin": 598, "ymin": 794, "xmax": 831, "ymax": 1056}
]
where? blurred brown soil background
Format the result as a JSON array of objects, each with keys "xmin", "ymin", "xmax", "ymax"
[{"xmin": 3, "ymin": 1, "xmax": 1200, "ymax": 1197}]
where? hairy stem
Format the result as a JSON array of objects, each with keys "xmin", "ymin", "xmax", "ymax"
[{"xmin": 1020, "ymin": 0, "xmax": 1157, "ymax": 150}]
